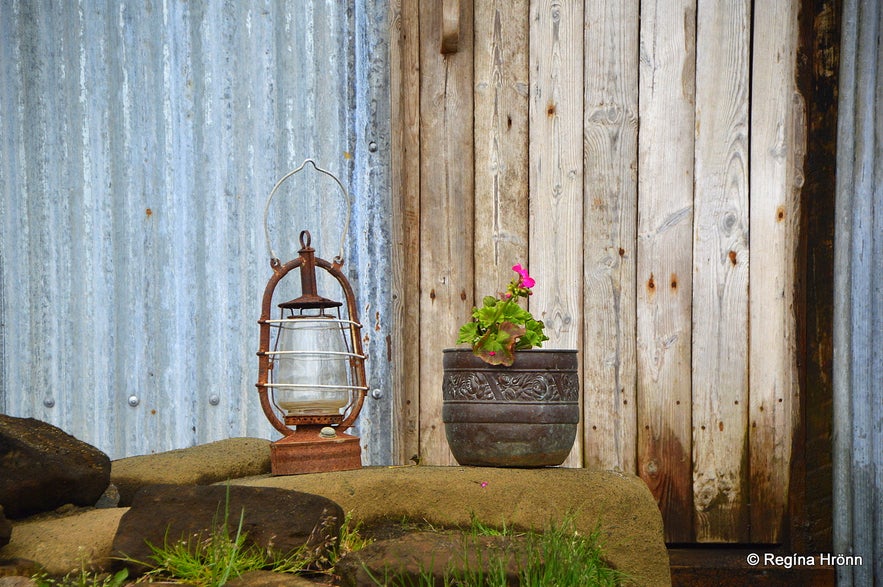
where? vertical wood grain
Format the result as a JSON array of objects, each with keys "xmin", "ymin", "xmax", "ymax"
[
  {"xmin": 440, "ymin": 0, "xmax": 461, "ymax": 54},
  {"xmin": 749, "ymin": 0, "xmax": 803, "ymax": 544},
  {"xmin": 473, "ymin": 0, "xmax": 530, "ymax": 295},
  {"xmin": 389, "ymin": 0, "xmax": 422, "ymax": 465},
  {"xmin": 691, "ymin": 0, "xmax": 751, "ymax": 543},
  {"xmin": 529, "ymin": 0, "xmax": 584, "ymax": 468},
  {"xmin": 582, "ymin": 0, "xmax": 639, "ymax": 473},
  {"xmin": 417, "ymin": 0, "xmax": 474, "ymax": 466},
  {"xmin": 636, "ymin": 0, "xmax": 697, "ymax": 542}
]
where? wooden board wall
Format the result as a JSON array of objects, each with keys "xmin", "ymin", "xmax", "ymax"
[
  {"xmin": 391, "ymin": 0, "xmax": 804, "ymax": 544},
  {"xmin": 417, "ymin": 0, "xmax": 475, "ymax": 466},
  {"xmin": 582, "ymin": 0, "xmax": 639, "ymax": 476},
  {"xmin": 635, "ymin": 0, "xmax": 697, "ymax": 543},
  {"xmin": 749, "ymin": 0, "xmax": 804, "ymax": 545},
  {"xmin": 692, "ymin": 0, "xmax": 751, "ymax": 543},
  {"xmin": 529, "ymin": 0, "xmax": 585, "ymax": 468}
]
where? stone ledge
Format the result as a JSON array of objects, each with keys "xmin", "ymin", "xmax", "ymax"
[
  {"xmin": 2, "ymin": 508, "xmax": 127, "ymax": 576},
  {"xmin": 232, "ymin": 466, "xmax": 670, "ymax": 587},
  {"xmin": 111, "ymin": 437, "xmax": 271, "ymax": 506},
  {"xmin": 3, "ymin": 439, "xmax": 669, "ymax": 587}
]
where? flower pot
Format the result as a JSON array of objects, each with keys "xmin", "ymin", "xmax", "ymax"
[{"xmin": 441, "ymin": 348, "xmax": 579, "ymax": 467}]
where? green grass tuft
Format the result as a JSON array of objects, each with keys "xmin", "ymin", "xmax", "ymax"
[
  {"xmin": 370, "ymin": 513, "xmax": 629, "ymax": 587},
  {"xmin": 116, "ymin": 485, "xmax": 338, "ymax": 586}
]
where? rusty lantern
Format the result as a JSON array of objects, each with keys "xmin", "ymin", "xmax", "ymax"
[{"xmin": 256, "ymin": 160, "xmax": 367, "ymax": 475}]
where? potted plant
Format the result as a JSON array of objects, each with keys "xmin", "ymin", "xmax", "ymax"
[{"xmin": 442, "ymin": 264, "xmax": 579, "ymax": 467}]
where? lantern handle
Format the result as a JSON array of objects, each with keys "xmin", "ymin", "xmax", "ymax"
[{"xmin": 263, "ymin": 159, "xmax": 351, "ymax": 264}]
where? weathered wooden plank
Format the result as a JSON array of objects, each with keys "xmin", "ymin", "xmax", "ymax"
[
  {"xmin": 529, "ymin": 0, "xmax": 584, "ymax": 468},
  {"xmin": 691, "ymin": 0, "xmax": 751, "ymax": 543},
  {"xmin": 473, "ymin": 0, "xmax": 529, "ymax": 296},
  {"xmin": 636, "ymin": 0, "xmax": 697, "ymax": 542},
  {"xmin": 749, "ymin": 0, "xmax": 803, "ymax": 545},
  {"xmin": 417, "ymin": 0, "xmax": 474, "ymax": 466},
  {"xmin": 389, "ymin": 0, "xmax": 422, "ymax": 465},
  {"xmin": 582, "ymin": 0, "xmax": 639, "ymax": 473},
  {"xmin": 440, "ymin": 0, "xmax": 460, "ymax": 54}
]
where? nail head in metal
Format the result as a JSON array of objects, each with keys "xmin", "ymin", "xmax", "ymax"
[
  {"xmin": 371, "ymin": 388, "xmax": 383, "ymax": 399},
  {"xmin": 368, "ymin": 141, "xmax": 378, "ymax": 152},
  {"xmin": 209, "ymin": 394, "xmax": 220, "ymax": 406},
  {"xmin": 128, "ymin": 395, "xmax": 140, "ymax": 407},
  {"xmin": 43, "ymin": 397, "xmax": 55, "ymax": 408}
]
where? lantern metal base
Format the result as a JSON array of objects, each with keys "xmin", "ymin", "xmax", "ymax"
[{"xmin": 270, "ymin": 425, "xmax": 362, "ymax": 475}]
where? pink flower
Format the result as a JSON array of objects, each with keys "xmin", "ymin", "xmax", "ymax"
[{"xmin": 512, "ymin": 264, "xmax": 535, "ymax": 288}]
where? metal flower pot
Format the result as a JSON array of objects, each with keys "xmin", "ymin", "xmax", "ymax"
[{"xmin": 442, "ymin": 348, "xmax": 580, "ymax": 467}]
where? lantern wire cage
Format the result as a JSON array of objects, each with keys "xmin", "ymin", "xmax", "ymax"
[
  {"xmin": 264, "ymin": 308, "xmax": 367, "ymax": 424},
  {"xmin": 256, "ymin": 159, "xmax": 368, "ymax": 438}
]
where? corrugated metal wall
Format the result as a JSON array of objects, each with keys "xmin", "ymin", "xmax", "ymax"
[
  {"xmin": 834, "ymin": 0, "xmax": 882, "ymax": 581},
  {"xmin": 0, "ymin": 0, "xmax": 393, "ymax": 462}
]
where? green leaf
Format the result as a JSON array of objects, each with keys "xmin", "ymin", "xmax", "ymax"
[
  {"xmin": 455, "ymin": 283, "xmax": 549, "ymax": 363},
  {"xmin": 474, "ymin": 322, "xmax": 525, "ymax": 365},
  {"xmin": 475, "ymin": 304, "xmax": 500, "ymax": 327},
  {"xmin": 456, "ymin": 321, "xmax": 480, "ymax": 345},
  {"xmin": 514, "ymin": 318, "xmax": 548, "ymax": 349},
  {"xmin": 500, "ymin": 302, "xmax": 525, "ymax": 322}
]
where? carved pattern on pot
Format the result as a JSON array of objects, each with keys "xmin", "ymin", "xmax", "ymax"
[
  {"xmin": 443, "ymin": 372, "xmax": 579, "ymax": 402},
  {"xmin": 442, "ymin": 373, "xmax": 495, "ymax": 400}
]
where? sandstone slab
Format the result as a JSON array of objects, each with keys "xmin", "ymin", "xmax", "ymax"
[
  {"xmin": 111, "ymin": 437, "xmax": 271, "ymax": 506},
  {"xmin": 0, "ymin": 576, "xmax": 38, "ymax": 587},
  {"xmin": 224, "ymin": 570, "xmax": 329, "ymax": 586},
  {"xmin": 232, "ymin": 466, "xmax": 670, "ymax": 587},
  {"xmin": 2, "ymin": 438, "xmax": 669, "ymax": 587},
  {"xmin": 336, "ymin": 531, "xmax": 534, "ymax": 586},
  {"xmin": 0, "ymin": 508, "xmax": 126, "ymax": 576}
]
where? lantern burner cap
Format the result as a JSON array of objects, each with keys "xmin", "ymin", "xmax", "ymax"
[{"xmin": 278, "ymin": 295, "xmax": 343, "ymax": 311}]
